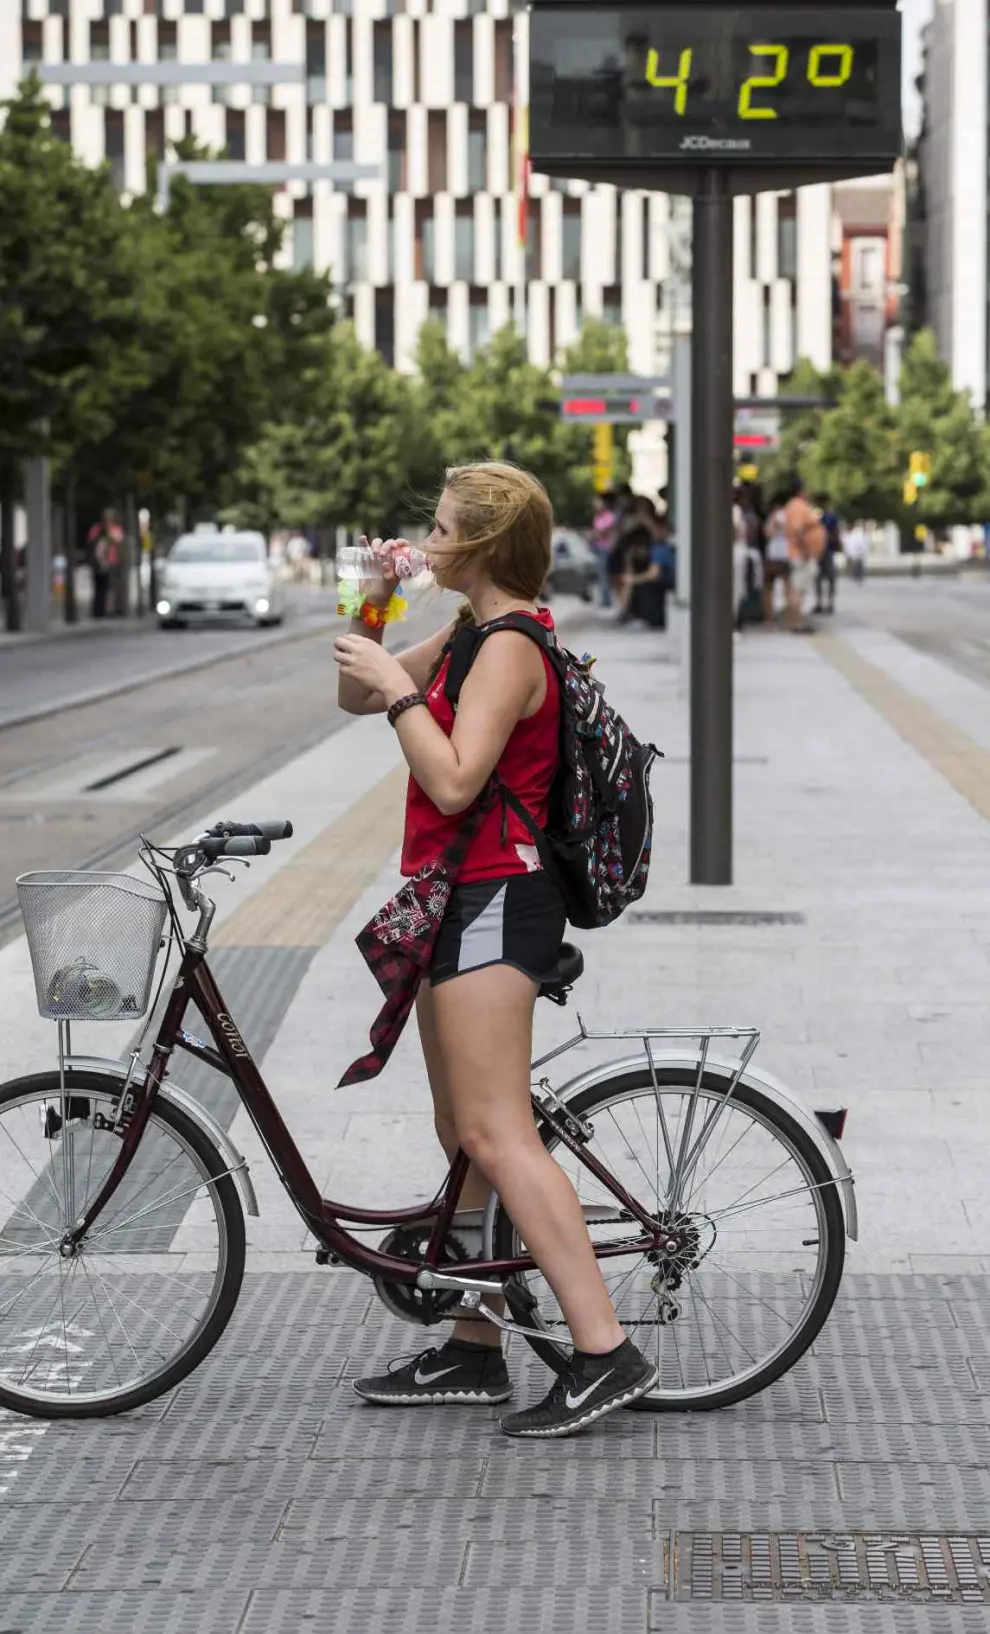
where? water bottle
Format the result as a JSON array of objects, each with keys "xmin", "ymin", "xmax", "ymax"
[{"xmin": 337, "ymin": 537, "xmax": 430, "ymax": 585}]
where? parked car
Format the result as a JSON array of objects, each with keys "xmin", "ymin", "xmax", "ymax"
[
  {"xmin": 156, "ymin": 531, "xmax": 285, "ymax": 630},
  {"xmin": 543, "ymin": 529, "xmax": 596, "ymax": 603}
]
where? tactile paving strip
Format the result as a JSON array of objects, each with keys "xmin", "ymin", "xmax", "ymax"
[{"xmin": 668, "ymin": 1532, "xmax": 990, "ymax": 1603}]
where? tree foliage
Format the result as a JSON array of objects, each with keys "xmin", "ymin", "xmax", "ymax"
[{"xmin": 802, "ymin": 361, "xmax": 902, "ymax": 520}]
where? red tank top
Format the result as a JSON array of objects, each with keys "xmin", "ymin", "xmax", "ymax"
[{"xmin": 401, "ymin": 609, "xmax": 560, "ymax": 883}]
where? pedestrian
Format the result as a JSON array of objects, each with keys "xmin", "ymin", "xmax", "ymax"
[
  {"xmin": 733, "ymin": 494, "xmax": 764, "ymax": 632},
  {"xmin": 783, "ymin": 482, "xmax": 823, "ymax": 635},
  {"xmin": 763, "ymin": 499, "xmax": 792, "ymax": 627},
  {"xmin": 621, "ymin": 516, "xmax": 675, "ymax": 628},
  {"xmin": 589, "ymin": 491, "xmax": 619, "ymax": 608},
  {"xmin": 333, "ymin": 461, "xmax": 657, "ymax": 1438},
  {"xmin": 86, "ymin": 509, "xmax": 122, "ymax": 621},
  {"xmin": 814, "ymin": 501, "xmax": 842, "ymax": 615},
  {"xmin": 843, "ymin": 519, "xmax": 868, "ymax": 583}
]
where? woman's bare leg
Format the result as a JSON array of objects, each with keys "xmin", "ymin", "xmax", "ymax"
[
  {"xmin": 431, "ymin": 965, "xmax": 626, "ymax": 1356},
  {"xmin": 417, "ymin": 982, "xmax": 503, "ymax": 1348}
]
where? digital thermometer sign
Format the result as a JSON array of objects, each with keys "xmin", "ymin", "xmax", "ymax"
[{"xmin": 530, "ymin": 5, "xmax": 903, "ymax": 189}]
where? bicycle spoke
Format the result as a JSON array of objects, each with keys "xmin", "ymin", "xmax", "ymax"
[
  {"xmin": 79, "ymin": 1258, "xmax": 124, "ymax": 1389},
  {"xmin": 0, "ymin": 1258, "xmax": 54, "ymax": 1323},
  {"xmin": 0, "ymin": 1118, "xmax": 63, "ymax": 1219},
  {"xmin": 86, "ymin": 1172, "xmax": 225, "ymax": 1243},
  {"xmin": 86, "ymin": 1262, "xmax": 154, "ymax": 1378},
  {"xmin": 603, "ymin": 1106, "xmax": 662, "ymax": 1207}
]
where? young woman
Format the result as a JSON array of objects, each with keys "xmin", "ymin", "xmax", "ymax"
[{"xmin": 333, "ymin": 462, "xmax": 657, "ymax": 1439}]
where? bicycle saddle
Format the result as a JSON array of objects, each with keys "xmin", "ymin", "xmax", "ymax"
[{"xmin": 539, "ymin": 943, "xmax": 584, "ymax": 1004}]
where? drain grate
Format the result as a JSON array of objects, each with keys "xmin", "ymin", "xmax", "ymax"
[
  {"xmin": 664, "ymin": 1533, "xmax": 990, "ymax": 1602},
  {"xmin": 628, "ymin": 910, "xmax": 806, "ymax": 927}
]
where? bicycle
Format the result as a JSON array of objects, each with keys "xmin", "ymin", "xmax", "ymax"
[{"xmin": 0, "ymin": 823, "xmax": 857, "ymax": 1419}]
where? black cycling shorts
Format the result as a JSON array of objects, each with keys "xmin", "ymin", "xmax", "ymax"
[{"xmin": 430, "ymin": 872, "xmax": 566, "ymax": 988}]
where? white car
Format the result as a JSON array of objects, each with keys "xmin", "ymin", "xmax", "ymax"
[{"xmin": 156, "ymin": 531, "xmax": 285, "ymax": 630}]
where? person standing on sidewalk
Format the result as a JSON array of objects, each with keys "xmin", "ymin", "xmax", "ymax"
[
  {"xmin": 784, "ymin": 483, "xmax": 823, "ymax": 635},
  {"xmin": 815, "ymin": 501, "xmax": 842, "ymax": 616},
  {"xmin": 86, "ymin": 509, "xmax": 122, "ymax": 621},
  {"xmin": 763, "ymin": 500, "xmax": 792, "ymax": 627},
  {"xmin": 590, "ymin": 490, "xmax": 619, "ymax": 608},
  {"xmin": 844, "ymin": 519, "xmax": 868, "ymax": 583},
  {"xmin": 333, "ymin": 461, "xmax": 658, "ymax": 1439}
]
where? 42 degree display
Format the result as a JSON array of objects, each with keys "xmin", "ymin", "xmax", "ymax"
[
  {"xmin": 646, "ymin": 40, "xmax": 869, "ymax": 122},
  {"xmin": 530, "ymin": 5, "xmax": 903, "ymax": 173}
]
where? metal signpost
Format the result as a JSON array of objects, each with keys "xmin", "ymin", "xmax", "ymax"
[{"xmin": 531, "ymin": 0, "xmax": 903, "ymax": 883}]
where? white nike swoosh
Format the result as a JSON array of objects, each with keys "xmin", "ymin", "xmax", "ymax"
[
  {"xmin": 565, "ymin": 1368, "xmax": 615, "ymax": 1411},
  {"xmin": 413, "ymin": 1363, "xmax": 461, "ymax": 1385}
]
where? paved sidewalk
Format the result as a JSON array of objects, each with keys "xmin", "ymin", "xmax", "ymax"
[{"xmin": 3, "ymin": 610, "xmax": 990, "ymax": 1628}]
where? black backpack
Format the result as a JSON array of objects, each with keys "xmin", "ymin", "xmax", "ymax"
[{"xmin": 444, "ymin": 616, "xmax": 660, "ymax": 930}]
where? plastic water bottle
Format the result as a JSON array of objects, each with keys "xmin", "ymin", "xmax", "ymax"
[{"xmin": 337, "ymin": 537, "xmax": 429, "ymax": 584}]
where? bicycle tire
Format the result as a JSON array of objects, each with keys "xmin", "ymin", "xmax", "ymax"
[
  {"xmin": 0, "ymin": 1069, "xmax": 246, "ymax": 1419},
  {"xmin": 492, "ymin": 1065, "xmax": 846, "ymax": 1412}
]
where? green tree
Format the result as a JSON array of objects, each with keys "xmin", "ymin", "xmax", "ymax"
[
  {"xmin": 897, "ymin": 329, "xmax": 989, "ymax": 528},
  {"xmin": 413, "ymin": 323, "xmax": 600, "ymax": 524},
  {"xmin": 227, "ymin": 322, "xmax": 423, "ymax": 535},
  {"xmin": 760, "ymin": 356, "xmax": 842, "ymax": 501},
  {"xmin": 561, "ymin": 316, "xmax": 630, "ymax": 375},
  {"xmin": 0, "ymin": 78, "xmax": 137, "ymax": 628},
  {"xmin": 803, "ymin": 360, "xmax": 901, "ymax": 521}
]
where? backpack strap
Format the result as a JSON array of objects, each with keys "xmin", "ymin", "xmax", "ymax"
[{"xmin": 443, "ymin": 612, "xmax": 562, "ymax": 711}]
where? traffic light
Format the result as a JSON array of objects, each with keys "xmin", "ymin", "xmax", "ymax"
[{"xmin": 909, "ymin": 452, "xmax": 932, "ymax": 489}]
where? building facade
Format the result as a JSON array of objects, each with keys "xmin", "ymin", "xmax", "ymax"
[
  {"xmin": 915, "ymin": 0, "xmax": 989, "ymax": 409},
  {"xmin": 4, "ymin": 0, "xmax": 838, "ymax": 420}
]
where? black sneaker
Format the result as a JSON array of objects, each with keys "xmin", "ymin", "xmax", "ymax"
[
  {"xmin": 499, "ymin": 1339, "xmax": 657, "ymax": 1439},
  {"xmin": 353, "ymin": 1342, "xmax": 512, "ymax": 1406}
]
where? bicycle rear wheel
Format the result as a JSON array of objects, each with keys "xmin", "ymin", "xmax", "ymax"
[
  {"xmin": 493, "ymin": 1066, "xmax": 845, "ymax": 1411},
  {"xmin": 0, "ymin": 1069, "xmax": 245, "ymax": 1418}
]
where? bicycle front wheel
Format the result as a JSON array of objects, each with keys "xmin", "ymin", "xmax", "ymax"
[
  {"xmin": 0, "ymin": 1069, "xmax": 245, "ymax": 1418},
  {"xmin": 493, "ymin": 1066, "xmax": 846, "ymax": 1411}
]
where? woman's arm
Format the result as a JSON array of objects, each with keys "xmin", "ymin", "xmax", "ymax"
[
  {"xmin": 336, "ymin": 620, "xmax": 453, "ymax": 716},
  {"xmin": 333, "ymin": 629, "xmax": 545, "ymax": 815}
]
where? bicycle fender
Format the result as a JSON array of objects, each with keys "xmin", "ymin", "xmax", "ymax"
[
  {"xmin": 551, "ymin": 1049, "xmax": 858, "ymax": 1242},
  {"xmin": 65, "ymin": 1053, "xmax": 260, "ymax": 1219}
]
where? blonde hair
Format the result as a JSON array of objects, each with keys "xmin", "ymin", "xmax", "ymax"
[{"xmin": 440, "ymin": 462, "xmax": 553, "ymax": 600}]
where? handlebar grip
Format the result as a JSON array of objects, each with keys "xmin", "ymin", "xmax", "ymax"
[
  {"xmin": 254, "ymin": 820, "xmax": 293, "ymax": 841},
  {"xmin": 202, "ymin": 835, "xmax": 272, "ymax": 859},
  {"xmin": 205, "ymin": 819, "xmax": 293, "ymax": 842}
]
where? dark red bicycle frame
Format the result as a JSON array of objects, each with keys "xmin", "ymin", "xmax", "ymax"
[{"xmin": 69, "ymin": 942, "xmax": 662, "ymax": 1280}]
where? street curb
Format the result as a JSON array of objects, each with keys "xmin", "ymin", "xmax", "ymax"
[{"xmin": 0, "ymin": 614, "xmax": 340, "ymax": 735}]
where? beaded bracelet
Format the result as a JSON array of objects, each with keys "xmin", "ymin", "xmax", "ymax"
[{"xmin": 387, "ymin": 692, "xmax": 428, "ymax": 729}]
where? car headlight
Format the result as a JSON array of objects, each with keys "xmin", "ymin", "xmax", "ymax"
[
  {"xmin": 156, "ymin": 599, "xmax": 171, "ymax": 616},
  {"xmin": 255, "ymin": 597, "xmax": 270, "ymax": 615}
]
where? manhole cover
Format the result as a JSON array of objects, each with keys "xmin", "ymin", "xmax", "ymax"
[
  {"xmin": 662, "ymin": 1533, "xmax": 990, "ymax": 1602},
  {"xmin": 628, "ymin": 911, "xmax": 806, "ymax": 927}
]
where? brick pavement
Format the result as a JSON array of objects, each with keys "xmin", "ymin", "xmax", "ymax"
[{"xmin": 3, "ymin": 607, "xmax": 990, "ymax": 1629}]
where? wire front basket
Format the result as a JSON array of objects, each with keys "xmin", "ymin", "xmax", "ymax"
[{"xmin": 16, "ymin": 871, "xmax": 168, "ymax": 1022}]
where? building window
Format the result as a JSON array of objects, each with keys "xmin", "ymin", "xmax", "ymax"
[
  {"xmin": 375, "ymin": 291, "xmax": 396, "ymax": 367},
  {"xmin": 427, "ymin": 111, "xmax": 447, "ymax": 194},
  {"xmin": 346, "ymin": 206, "xmax": 368, "ymax": 284},
  {"xmin": 374, "ymin": 21, "xmax": 393, "ymax": 104},
  {"xmin": 22, "ymin": 23, "xmax": 42, "ymax": 63},
  {"xmin": 105, "ymin": 110, "xmax": 125, "ymax": 191},
  {"xmin": 562, "ymin": 202, "xmax": 581, "ymax": 281},
  {"xmin": 777, "ymin": 194, "xmax": 797, "ymax": 282},
  {"xmin": 387, "ymin": 115, "xmax": 407, "ymax": 192},
  {"xmin": 90, "ymin": 21, "xmax": 110, "ymax": 59},
  {"xmin": 467, "ymin": 117, "xmax": 486, "ymax": 194},
  {"xmin": 454, "ymin": 21, "xmax": 473, "ymax": 104},
  {"xmin": 468, "ymin": 291, "xmax": 490, "ymax": 356},
  {"xmin": 335, "ymin": 117, "xmax": 354, "ymax": 194},
  {"xmin": 525, "ymin": 205, "xmax": 541, "ymax": 282},
  {"xmin": 344, "ymin": 21, "xmax": 353, "ymax": 103},
  {"xmin": 494, "ymin": 21, "xmax": 513, "ymax": 103},
  {"xmin": 454, "ymin": 208, "xmax": 475, "ymax": 282},
  {"xmin": 642, "ymin": 198, "xmax": 651, "ymax": 280},
  {"xmin": 226, "ymin": 109, "xmax": 246, "ymax": 161},
  {"xmin": 602, "ymin": 287, "xmax": 622, "ymax": 326},
  {"xmin": 492, "ymin": 205, "xmax": 503, "ymax": 282},
  {"xmin": 266, "ymin": 109, "xmax": 286, "ymax": 162},
  {"xmin": 428, "ymin": 288, "xmax": 448, "ymax": 330},
  {"xmin": 306, "ymin": 20, "xmax": 325, "ymax": 100},
  {"xmin": 417, "ymin": 204, "xmax": 437, "ymax": 283},
  {"xmin": 145, "ymin": 109, "xmax": 165, "ymax": 162},
  {"xmin": 158, "ymin": 21, "xmax": 177, "ymax": 58},
  {"xmin": 294, "ymin": 199, "xmax": 315, "ymax": 270}
]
